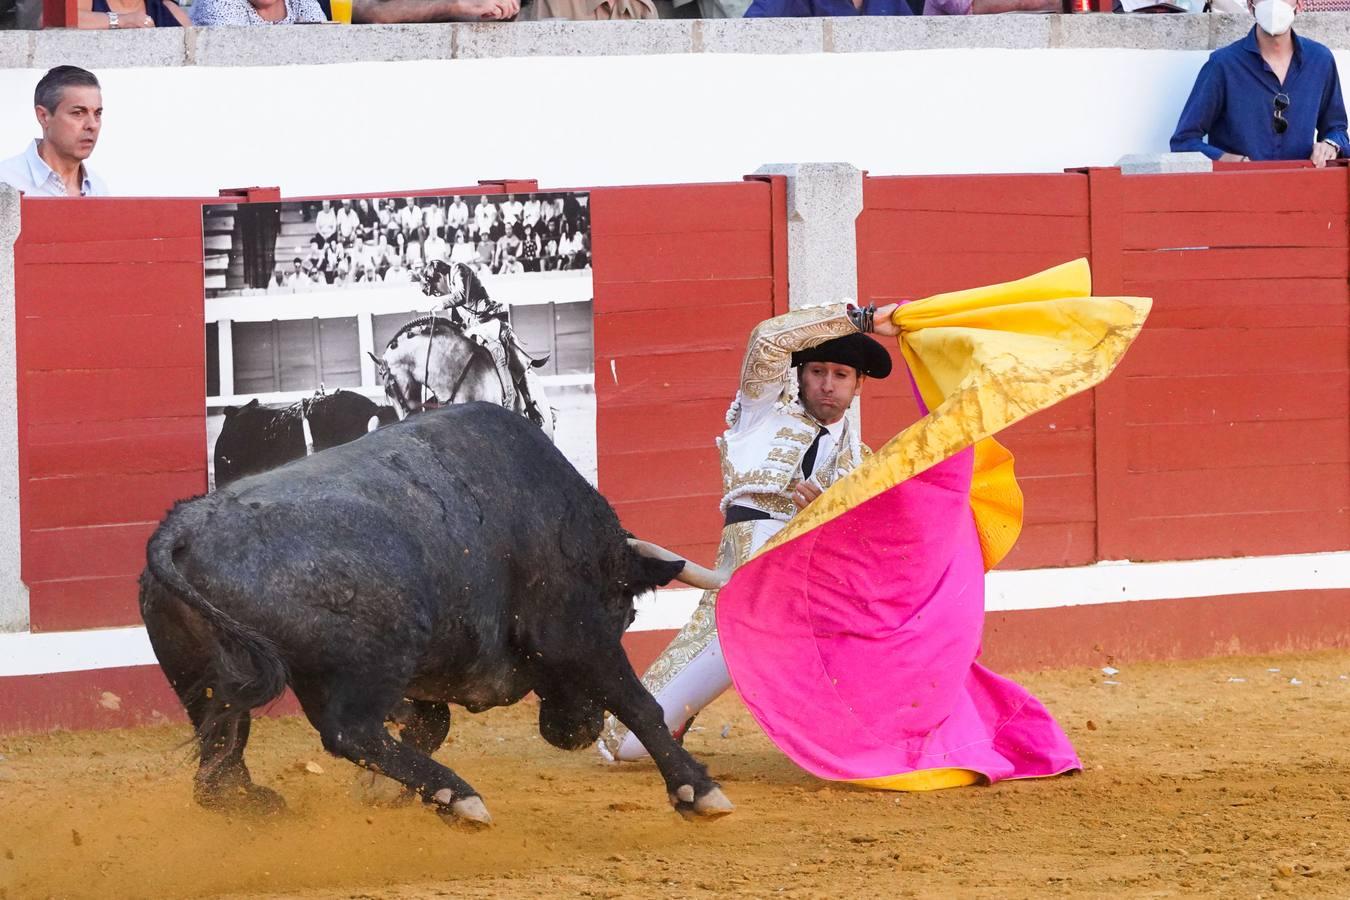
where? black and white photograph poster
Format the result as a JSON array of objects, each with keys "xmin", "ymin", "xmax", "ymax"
[{"xmin": 202, "ymin": 191, "xmax": 595, "ymax": 490}]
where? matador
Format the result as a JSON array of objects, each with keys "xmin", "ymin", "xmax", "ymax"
[{"xmin": 598, "ymin": 300, "xmax": 897, "ymax": 761}]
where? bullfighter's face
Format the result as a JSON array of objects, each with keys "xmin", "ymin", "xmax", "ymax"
[{"xmin": 797, "ymin": 362, "xmax": 862, "ymax": 426}]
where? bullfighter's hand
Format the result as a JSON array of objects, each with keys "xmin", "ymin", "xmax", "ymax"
[
  {"xmin": 1311, "ymin": 141, "xmax": 1340, "ymax": 168},
  {"xmin": 792, "ymin": 480, "xmax": 822, "ymax": 511},
  {"xmin": 873, "ymin": 303, "xmax": 901, "ymax": 337}
]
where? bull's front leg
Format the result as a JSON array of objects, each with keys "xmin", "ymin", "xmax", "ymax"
[{"xmin": 581, "ymin": 648, "xmax": 734, "ymax": 820}]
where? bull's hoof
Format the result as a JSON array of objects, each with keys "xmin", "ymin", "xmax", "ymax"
[
  {"xmin": 196, "ymin": 781, "xmax": 288, "ymax": 817},
  {"xmin": 669, "ymin": 783, "xmax": 734, "ymax": 821},
  {"xmin": 694, "ymin": 786, "xmax": 735, "ymax": 817},
  {"xmin": 351, "ymin": 771, "xmax": 414, "ymax": 807},
  {"xmin": 432, "ymin": 789, "xmax": 493, "ymax": 829}
]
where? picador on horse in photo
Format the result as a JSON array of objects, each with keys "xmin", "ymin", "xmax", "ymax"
[{"xmin": 372, "ymin": 260, "xmax": 551, "ymax": 430}]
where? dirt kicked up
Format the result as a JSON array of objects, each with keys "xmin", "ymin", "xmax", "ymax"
[{"xmin": 2, "ymin": 650, "xmax": 1349, "ymax": 900}]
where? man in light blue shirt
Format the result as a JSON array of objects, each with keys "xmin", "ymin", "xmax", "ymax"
[{"xmin": 0, "ymin": 66, "xmax": 109, "ymax": 197}]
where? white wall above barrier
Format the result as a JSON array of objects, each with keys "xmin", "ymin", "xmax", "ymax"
[{"xmin": 0, "ymin": 46, "xmax": 1229, "ymax": 197}]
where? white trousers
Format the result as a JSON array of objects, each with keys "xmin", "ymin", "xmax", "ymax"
[
  {"xmin": 601, "ymin": 517, "xmax": 783, "ymax": 762},
  {"xmin": 609, "ymin": 633, "xmax": 731, "ymax": 761}
]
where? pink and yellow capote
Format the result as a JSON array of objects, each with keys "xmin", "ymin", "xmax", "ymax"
[{"xmin": 715, "ymin": 259, "xmax": 1152, "ymax": 791}]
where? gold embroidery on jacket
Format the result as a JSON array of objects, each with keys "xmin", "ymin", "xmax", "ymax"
[{"xmin": 739, "ymin": 305, "xmax": 858, "ymax": 401}]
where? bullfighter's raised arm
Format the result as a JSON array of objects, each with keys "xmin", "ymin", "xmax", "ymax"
[{"xmin": 734, "ymin": 302, "xmax": 862, "ymax": 413}]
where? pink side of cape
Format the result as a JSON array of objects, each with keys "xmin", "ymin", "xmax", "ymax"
[{"xmin": 715, "ymin": 448, "xmax": 1082, "ymax": 784}]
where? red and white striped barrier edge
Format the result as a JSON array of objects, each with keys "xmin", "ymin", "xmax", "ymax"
[{"xmin": 2, "ymin": 551, "xmax": 1347, "ymax": 678}]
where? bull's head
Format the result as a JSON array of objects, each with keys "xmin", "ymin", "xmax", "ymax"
[{"xmin": 222, "ymin": 398, "xmax": 262, "ymax": 420}]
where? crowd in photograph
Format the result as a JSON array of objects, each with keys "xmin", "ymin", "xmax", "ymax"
[{"xmin": 278, "ymin": 194, "xmax": 591, "ymax": 289}]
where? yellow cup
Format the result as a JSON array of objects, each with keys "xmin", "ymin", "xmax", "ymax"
[{"xmin": 330, "ymin": 0, "xmax": 352, "ymax": 23}]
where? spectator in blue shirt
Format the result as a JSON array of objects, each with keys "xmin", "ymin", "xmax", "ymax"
[{"xmin": 1171, "ymin": 0, "xmax": 1348, "ymax": 167}]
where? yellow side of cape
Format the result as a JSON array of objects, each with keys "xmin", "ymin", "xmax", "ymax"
[{"xmin": 753, "ymin": 258, "xmax": 1151, "ymax": 573}]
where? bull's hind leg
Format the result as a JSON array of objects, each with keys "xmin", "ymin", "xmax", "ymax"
[
  {"xmin": 188, "ymin": 710, "xmax": 288, "ymax": 814},
  {"xmin": 391, "ymin": 699, "xmax": 452, "ymax": 754},
  {"xmin": 140, "ymin": 583, "xmax": 286, "ymax": 814},
  {"xmin": 293, "ymin": 678, "xmax": 491, "ymax": 826}
]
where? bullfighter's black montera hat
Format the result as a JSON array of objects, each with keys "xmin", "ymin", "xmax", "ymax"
[{"xmin": 791, "ymin": 333, "xmax": 893, "ymax": 379}]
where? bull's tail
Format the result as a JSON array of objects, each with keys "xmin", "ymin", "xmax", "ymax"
[{"xmin": 146, "ymin": 510, "xmax": 289, "ymax": 720}]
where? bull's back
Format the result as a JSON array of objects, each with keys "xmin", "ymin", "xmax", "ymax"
[
  {"xmin": 310, "ymin": 402, "xmax": 612, "ymax": 531},
  {"xmin": 208, "ymin": 403, "xmax": 617, "ymax": 579}
]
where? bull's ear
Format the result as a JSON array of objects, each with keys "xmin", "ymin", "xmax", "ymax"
[
  {"xmin": 223, "ymin": 405, "xmax": 239, "ymax": 418},
  {"xmin": 638, "ymin": 556, "xmax": 688, "ymax": 589}
]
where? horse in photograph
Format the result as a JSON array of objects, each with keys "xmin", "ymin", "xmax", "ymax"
[
  {"xmin": 371, "ymin": 313, "xmax": 556, "ymax": 440},
  {"xmin": 213, "ymin": 390, "xmax": 398, "ymax": 488},
  {"xmin": 407, "ymin": 260, "xmax": 554, "ymax": 435},
  {"xmin": 140, "ymin": 403, "xmax": 732, "ymax": 827}
]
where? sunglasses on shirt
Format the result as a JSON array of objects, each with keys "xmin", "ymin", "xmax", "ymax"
[{"xmin": 1273, "ymin": 93, "xmax": 1290, "ymax": 135}]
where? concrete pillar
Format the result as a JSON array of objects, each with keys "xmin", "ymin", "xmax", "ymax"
[
  {"xmin": 0, "ymin": 187, "xmax": 29, "ymax": 634},
  {"xmin": 752, "ymin": 162, "xmax": 864, "ymax": 311},
  {"xmin": 753, "ymin": 162, "xmax": 866, "ymax": 433},
  {"xmin": 358, "ymin": 312, "xmax": 375, "ymax": 388},
  {"xmin": 217, "ymin": 318, "xmax": 234, "ymax": 399}
]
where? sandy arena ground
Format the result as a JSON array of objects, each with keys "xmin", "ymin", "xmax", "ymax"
[{"xmin": 2, "ymin": 650, "xmax": 1349, "ymax": 899}]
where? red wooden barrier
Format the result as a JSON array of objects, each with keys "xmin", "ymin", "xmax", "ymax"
[
  {"xmin": 593, "ymin": 179, "xmax": 783, "ymax": 570},
  {"xmin": 16, "ymin": 198, "xmax": 208, "ymax": 631},
  {"xmin": 857, "ymin": 172, "xmax": 1096, "ymax": 569},
  {"xmin": 13, "ymin": 167, "xmax": 1349, "ymax": 636},
  {"xmin": 13, "ymin": 189, "xmax": 491, "ymax": 631},
  {"xmin": 1113, "ymin": 167, "xmax": 1350, "ymax": 561},
  {"xmin": 13, "ymin": 178, "xmax": 781, "ymax": 632},
  {"xmin": 857, "ymin": 167, "xmax": 1350, "ymax": 568}
]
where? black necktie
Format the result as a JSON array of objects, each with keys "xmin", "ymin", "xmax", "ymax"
[{"xmin": 801, "ymin": 427, "xmax": 828, "ymax": 480}]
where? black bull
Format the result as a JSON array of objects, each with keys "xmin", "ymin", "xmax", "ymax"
[
  {"xmin": 214, "ymin": 391, "xmax": 399, "ymax": 489},
  {"xmin": 140, "ymin": 403, "xmax": 731, "ymax": 825}
]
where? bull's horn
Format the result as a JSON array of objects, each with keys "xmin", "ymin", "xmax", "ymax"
[{"xmin": 627, "ymin": 538, "xmax": 731, "ymax": 590}]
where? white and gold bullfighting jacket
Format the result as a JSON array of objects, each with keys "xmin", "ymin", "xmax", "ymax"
[
  {"xmin": 623, "ymin": 302, "xmax": 872, "ymax": 708},
  {"xmin": 717, "ymin": 302, "xmax": 868, "ymax": 523}
]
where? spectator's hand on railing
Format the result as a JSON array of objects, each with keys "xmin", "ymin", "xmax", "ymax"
[
  {"xmin": 460, "ymin": 0, "xmax": 519, "ymax": 17},
  {"xmin": 1218, "ymin": 152, "xmax": 1249, "ymax": 163},
  {"xmin": 1311, "ymin": 141, "xmax": 1339, "ymax": 169},
  {"xmin": 89, "ymin": 9, "xmax": 155, "ymax": 26}
]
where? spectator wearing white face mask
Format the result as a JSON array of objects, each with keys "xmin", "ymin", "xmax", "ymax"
[{"xmin": 1171, "ymin": 0, "xmax": 1348, "ymax": 166}]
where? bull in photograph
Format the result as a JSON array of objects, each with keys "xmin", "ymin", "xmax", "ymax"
[
  {"xmin": 140, "ymin": 403, "xmax": 732, "ymax": 826},
  {"xmin": 214, "ymin": 389, "xmax": 398, "ymax": 488}
]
